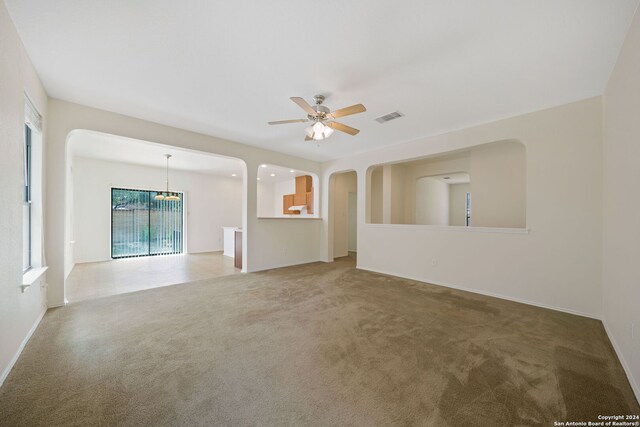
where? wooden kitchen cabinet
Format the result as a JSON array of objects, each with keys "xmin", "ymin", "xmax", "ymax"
[
  {"xmin": 296, "ymin": 175, "xmax": 312, "ymax": 194},
  {"xmin": 306, "ymin": 192, "xmax": 314, "ymax": 214},
  {"xmin": 293, "ymin": 193, "xmax": 306, "ymax": 206},
  {"xmin": 283, "ymin": 194, "xmax": 298, "ymax": 215},
  {"xmin": 282, "ymin": 175, "xmax": 314, "ymax": 214}
]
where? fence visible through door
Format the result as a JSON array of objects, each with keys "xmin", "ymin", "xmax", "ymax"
[{"xmin": 111, "ymin": 188, "xmax": 184, "ymax": 258}]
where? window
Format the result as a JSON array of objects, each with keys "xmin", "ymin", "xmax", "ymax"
[
  {"xmin": 22, "ymin": 125, "xmax": 32, "ymax": 272},
  {"xmin": 22, "ymin": 94, "xmax": 43, "ymax": 276},
  {"xmin": 111, "ymin": 188, "xmax": 184, "ymax": 259}
]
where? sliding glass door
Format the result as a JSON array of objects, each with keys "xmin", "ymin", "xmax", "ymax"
[
  {"xmin": 149, "ymin": 190, "xmax": 184, "ymax": 256},
  {"xmin": 111, "ymin": 188, "xmax": 184, "ymax": 259}
]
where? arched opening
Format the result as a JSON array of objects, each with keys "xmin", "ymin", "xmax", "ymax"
[
  {"xmin": 63, "ymin": 129, "xmax": 248, "ymax": 302},
  {"xmin": 366, "ymin": 139, "xmax": 526, "ymax": 228}
]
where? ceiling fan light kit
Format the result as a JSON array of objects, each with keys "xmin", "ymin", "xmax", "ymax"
[
  {"xmin": 268, "ymin": 94, "xmax": 366, "ymax": 141},
  {"xmin": 305, "ymin": 121, "xmax": 334, "ymax": 140}
]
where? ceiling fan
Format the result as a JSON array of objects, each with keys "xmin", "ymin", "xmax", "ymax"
[{"xmin": 268, "ymin": 95, "xmax": 366, "ymax": 141}]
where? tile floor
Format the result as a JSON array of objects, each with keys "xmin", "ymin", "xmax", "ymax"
[{"xmin": 65, "ymin": 251, "xmax": 239, "ymax": 303}]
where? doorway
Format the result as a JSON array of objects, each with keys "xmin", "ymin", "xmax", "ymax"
[
  {"xmin": 64, "ymin": 129, "xmax": 247, "ymax": 303},
  {"xmin": 331, "ymin": 171, "xmax": 357, "ymax": 260}
]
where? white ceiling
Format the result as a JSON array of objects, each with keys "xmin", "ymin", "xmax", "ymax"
[
  {"xmin": 256, "ymin": 164, "xmax": 313, "ymax": 184},
  {"xmin": 7, "ymin": 0, "xmax": 639, "ymax": 162},
  {"xmin": 69, "ymin": 130, "xmax": 244, "ymax": 176},
  {"xmin": 426, "ymin": 172, "xmax": 470, "ymax": 185}
]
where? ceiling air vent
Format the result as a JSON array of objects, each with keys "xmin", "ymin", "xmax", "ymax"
[{"xmin": 375, "ymin": 111, "xmax": 403, "ymax": 124}]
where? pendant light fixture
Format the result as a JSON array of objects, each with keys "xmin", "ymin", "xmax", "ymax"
[{"xmin": 155, "ymin": 154, "xmax": 181, "ymax": 201}]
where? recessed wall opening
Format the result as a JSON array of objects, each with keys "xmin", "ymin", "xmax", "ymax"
[
  {"xmin": 256, "ymin": 164, "xmax": 319, "ymax": 218},
  {"xmin": 367, "ymin": 140, "xmax": 526, "ymax": 228},
  {"xmin": 330, "ymin": 171, "xmax": 357, "ymax": 260}
]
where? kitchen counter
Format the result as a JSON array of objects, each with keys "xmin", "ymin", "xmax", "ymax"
[{"xmin": 222, "ymin": 226, "xmax": 241, "ymax": 257}]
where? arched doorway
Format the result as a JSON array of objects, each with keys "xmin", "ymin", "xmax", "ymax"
[{"xmin": 63, "ymin": 130, "xmax": 248, "ymax": 302}]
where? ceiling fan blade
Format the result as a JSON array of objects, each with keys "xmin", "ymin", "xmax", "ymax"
[
  {"xmin": 327, "ymin": 121, "xmax": 360, "ymax": 136},
  {"xmin": 305, "ymin": 135, "xmax": 313, "ymax": 141},
  {"xmin": 290, "ymin": 97, "xmax": 317, "ymax": 116},
  {"xmin": 329, "ymin": 104, "xmax": 366, "ymax": 119},
  {"xmin": 268, "ymin": 119, "xmax": 308, "ymax": 125}
]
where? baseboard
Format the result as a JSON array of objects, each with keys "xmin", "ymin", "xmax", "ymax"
[
  {"xmin": 357, "ymin": 264, "xmax": 601, "ymax": 320},
  {"xmin": 602, "ymin": 319, "xmax": 640, "ymax": 403},
  {"xmin": 47, "ymin": 301, "xmax": 66, "ymax": 308},
  {"xmin": 0, "ymin": 306, "xmax": 47, "ymax": 388},
  {"xmin": 247, "ymin": 258, "xmax": 322, "ymax": 273}
]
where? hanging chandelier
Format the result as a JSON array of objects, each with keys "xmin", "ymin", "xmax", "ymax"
[{"xmin": 155, "ymin": 154, "xmax": 180, "ymax": 201}]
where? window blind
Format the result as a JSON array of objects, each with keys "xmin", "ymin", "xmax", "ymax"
[{"xmin": 24, "ymin": 94, "xmax": 42, "ymax": 133}]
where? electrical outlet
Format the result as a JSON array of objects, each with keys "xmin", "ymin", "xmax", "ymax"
[{"xmin": 431, "ymin": 258, "xmax": 438, "ymax": 267}]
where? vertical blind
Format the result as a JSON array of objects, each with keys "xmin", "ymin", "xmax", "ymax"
[{"xmin": 111, "ymin": 188, "xmax": 184, "ymax": 259}]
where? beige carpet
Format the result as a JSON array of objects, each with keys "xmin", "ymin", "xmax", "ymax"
[{"xmin": 0, "ymin": 257, "xmax": 638, "ymax": 426}]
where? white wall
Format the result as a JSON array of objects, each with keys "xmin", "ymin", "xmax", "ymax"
[
  {"xmin": 65, "ymin": 155, "xmax": 75, "ymax": 278},
  {"xmin": 72, "ymin": 157, "xmax": 242, "ymax": 263},
  {"xmin": 332, "ymin": 172, "xmax": 357, "ymax": 258},
  {"xmin": 449, "ymin": 183, "xmax": 469, "ymax": 226},
  {"xmin": 257, "ymin": 181, "xmax": 275, "ymax": 217},
  {"xmin": 415, "ymin": 177, "xmax": 449, "ymax": 225},
  {"xmin": 602, "ymin": 7, "xmax": 640, "ymax": 400},
  {"xmin": 0, "ymin": 0, "xmax": 49, "ymax": 385},
  {"xmin": 348, "ymin": 192, "xmax": 357, "ymax": 252},
  {"xmin": 322, "ymin": 97, "xmax": 603, "ymax": 318},
  {"xmin": 402, "ymin": 155, "xmax": 470, "ymax": 225},
  {"xmin": 369, "ymin": 167, "xmax": 383, "ymax": 224},
  {"xmin": 273, "ymin": 179, "xmax": 294, "ymax": 216},
  {"xmin": 470, "ymin": 140, "xmax": 526, "ymax": 228},
  {"xmin": 389, "ymin": 164, "xmax": 405, "ymax": 224}
]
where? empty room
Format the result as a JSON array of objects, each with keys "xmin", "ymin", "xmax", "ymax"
[{"xmin": 1, "ymin": 1, "xmax": 639, "ymax": 426}]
